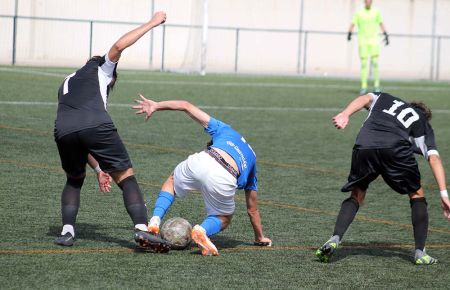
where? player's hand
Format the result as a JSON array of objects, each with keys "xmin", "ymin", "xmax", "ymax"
[
  {"xmin": 254, "ymin": 237, "xmax": 272, "ymax": 247},
  {"xmin": 133, "ymin": 94, "xmax": 158, "ymax": 121},
  {"xmin": 441, "ymin": 197, "xmax": 450, "ymax": 221},
  {"xmin": 332, "ymin": 112, "xmax": 349, "ymax": 129},
  {"xmin": 150, "ymin": 11, "xmax": 166, "ymax": 26},
  {"xmin": 347, "ymin": 32, "xmax": 352, "ymax": 41},
  {"xmin": 97, "ymin": 171, "xmax": 112, "ymax": 193},
  {"xmin": 383, "ymin": 32, "xmax": 389, "ymax": 46}
]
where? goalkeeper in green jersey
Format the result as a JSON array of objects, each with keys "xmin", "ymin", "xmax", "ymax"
[{"xmin": 348, "ymin": 0, "xmax": 389, "ymax": 95}]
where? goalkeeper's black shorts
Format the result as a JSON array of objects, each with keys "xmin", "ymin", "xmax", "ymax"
[{"xmin": 341, "ymin": 145, "xmax": 421, "ymax": 195}]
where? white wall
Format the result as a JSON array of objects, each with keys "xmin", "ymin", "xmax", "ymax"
[{"xmin": 0, "ymin": 0, "xmax": 449, "ymax": 80}]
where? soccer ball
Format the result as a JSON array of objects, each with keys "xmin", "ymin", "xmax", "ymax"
[{"xmin": 160, "ymin": 217, "xmax": 192, "ymax": 250}]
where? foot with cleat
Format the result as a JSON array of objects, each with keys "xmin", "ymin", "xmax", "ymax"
[
  {"xmin": 414, "ymin": 249, "xmax": 438, "ymax": 265},
  {"xmin": 148, "ymin": 216, "xmax": 161, "ymax": 235},
  {"xmin": 134, "ymin": 230, "xmax": 170, "ymax": 253},
  {"xmin": 191, "ymin": 225, "xmax": 218, "ymax": 256},
  {"xmin": 316, "ymin": 235, "xmax": 340, "ymax": 263},
  {"xmin": 54, "ymin": 233, "xmax": 74, "ymax": 247}
]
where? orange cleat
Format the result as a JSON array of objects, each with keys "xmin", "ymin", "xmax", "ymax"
[{"xmin": 191, "ymin": 225, "xmax": 218, "ymax": 256}]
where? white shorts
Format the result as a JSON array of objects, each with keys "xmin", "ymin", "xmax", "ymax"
[{"xmin": 173, "ymin": 151, "xmax": 238, "ymax": 216}]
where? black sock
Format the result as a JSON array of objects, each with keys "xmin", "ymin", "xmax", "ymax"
[
  {"xmin": 410, "ymin": 197, "xmax": 428, "ymax": 251},
  {"xmin": 118, "ymin": 175, "xmax": 148, "ymax": 225},
  {"xmin": 332, "ymin": 197, "xmax": 360, "ymax": 240},
  {"xmin": 61, "ymin": 177, "xmax": 84, "ymax": 226}
]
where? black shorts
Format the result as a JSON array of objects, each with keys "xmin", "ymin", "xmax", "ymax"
[
  {"xmin": 56, "ymin": 123, "xmax": 132, "ymax": 176},
  {"xmin": 341, "ymin": 145, "xmax": 421, "ymax": 195}
]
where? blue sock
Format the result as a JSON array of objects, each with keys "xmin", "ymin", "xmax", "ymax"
[
  {"xmin": 200, "ymin": 215, "xmax": 222, "ymax": 237},
  {"xmin": 152, "ymin": 191, "xmax": 175, "ymax": 219}
]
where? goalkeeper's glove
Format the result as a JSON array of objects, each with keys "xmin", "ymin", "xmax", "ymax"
[
  {"xmin": 383, "ymin": 32, "xmax": 389, "ymax": 46},
  {"xmin": 347, "ymin": 32, "xmax": 352, "ymax": 41}
]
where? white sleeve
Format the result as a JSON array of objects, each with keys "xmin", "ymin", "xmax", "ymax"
[
  {"xmin": 368, "ymin": 93, "xmax": 380, "ymax": 111},
  {"xmin": 100, "ymin": 53, "xmax": 117, "ymax": 78}
]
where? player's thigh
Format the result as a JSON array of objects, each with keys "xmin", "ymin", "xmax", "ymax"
[
  {"xmin": 78, "ymin": 123, "xmax": 132, "ymax": 173},
  {"xmin": 368, "ymin": 43, "xmax": 380, "ymax": 58},
  {"xmin": 201, "ymin": 165, "xmax": 237, "ymax": 216},
  {"xmin": 379, "ymin": 147, "xmax": 421, "ymax": 195},
  {"xmin": 173, "ymin": 156, "xmax": 202, "ymax": 198},
  {"xmin": 342, "ymin": 148, "xmax": 380, "ymax": 192},
  {"xmin": 359, "ymin": 44, "xmax": 370, "ymax": 59},
  {"xmin": 56, "ymin": 132, "xmax": 88, "ymax": 177}
]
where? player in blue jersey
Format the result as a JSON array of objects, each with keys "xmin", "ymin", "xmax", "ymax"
[{"xmin": 133, "ymin": 95, "xmax": 272, "ymax": 255}]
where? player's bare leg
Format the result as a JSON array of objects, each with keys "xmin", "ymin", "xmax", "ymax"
[{"xmin": 409, "ymin": 188, "xmax": 437, "ymax": 265}]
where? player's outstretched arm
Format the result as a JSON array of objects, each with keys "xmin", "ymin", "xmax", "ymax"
[
  {"xmin": 133, "ymin": 94, "xmax": 211, "ymax": 128},
  {"xmin": 245, "ymin": 189, "xmax": 272, "ymax": 246},
  {"xmin": 428, "ymin": 154, "xmax": 450, "ymax": 220},
  {"xmin": 332, "ymin": 94, "xmax": 373, "ymax": 129},
  {"xmin": 108, "ymin": 11, "xmax": 166, "ymax": 62},
  {"xmin": 87, "ymin": 154, "xmax": 112, "ymax": 193}
]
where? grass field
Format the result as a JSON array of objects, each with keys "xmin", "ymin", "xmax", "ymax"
[{"xmin": 0, "ymin": 66, "xmax": 449, "ymax": 289}]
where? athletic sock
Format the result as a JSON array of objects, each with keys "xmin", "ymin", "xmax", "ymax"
[
  {"xmin": 360, "ymin": 57, "xmax": 369, "ymax": 90},
  {"xmin": 152, "ymin": 191, "xmax": 175, "ymax": 219},
  {"xmin": 410, "ymin": 197, "xmax": 428, "ymax": 251},
  {"xmin": 332, "ymin": 197, "xmax": 360, "ymax": 239},
  {"xmin": 118, "ymin": 175, "xmax": 148, "ymax": 225},
  {"xmin": 61, "ymin": 224, "xmax": 75, "ymax": 238},
  {"xmin": 200, "ymin": 216, "xmax": 222, "ymax": 237},
  {"xmin": 61, "ymin": 177, "xmax": 84, "ymax": 226},
  {"xmin": 372, "ymin": 56, "xmax": 380, "ymax": 88}
]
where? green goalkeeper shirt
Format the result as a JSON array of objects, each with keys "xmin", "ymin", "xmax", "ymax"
[{"xmin": 352, "ymin": 7, "xmax": 383, "ymax": 45}]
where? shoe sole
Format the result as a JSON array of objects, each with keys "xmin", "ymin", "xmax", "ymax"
[
  {"xmin": 54, "ymin": 237, "xmax": 74, "ymax": 247},
  {"xmin": 191, "ymin": 228, "xmax": 218, "ymax": 256},
  {"xmin": 134, "ymin": 232, "xmax": 170, "ymax": 253}
]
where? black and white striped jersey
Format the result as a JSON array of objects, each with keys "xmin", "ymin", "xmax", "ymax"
[
  {"xmin": 355, "ymin": 92, "xmax": 438, "ymax": 159},
  {"xmin": 54, "ymin": 54, "xmax": 117, "ymax": 140}
]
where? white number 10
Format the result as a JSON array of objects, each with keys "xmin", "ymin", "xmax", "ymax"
[{"xmin": 382, "ymin": 100, "xmax": 419, "ymax": 128}]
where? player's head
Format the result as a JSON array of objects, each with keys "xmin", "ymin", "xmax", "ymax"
[
  {"xmin": 87, "ymin": 55, "xmax": 118, "ymax": 91},
  {"xmin": 364, "ymin": 0, "xmax": 373, "ymax": 9},
  {"xmin": 411, "ymin": 101, "xmax": 432, "ymax": 121}
]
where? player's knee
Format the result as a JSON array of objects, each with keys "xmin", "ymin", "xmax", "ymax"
[
  {"xmin": 409, "ymin": 188, "xmax": 424, "ymax": 199},
  {"xmin": 219, "ymin": 215, "xmax": 232, "ymax": 230},
  {"xmin": 350, "ymin": 188, "xmax": 366, "ymax": 205},
  {"xmin": 66, "ymin": 174, "xmax": 85, "ymax": 188},
  {"xmin": 161, "ymin": 173, "xmax": 175, "ymax": 194},
  {"xmin": 110, "ymin": 168, "xmax": 134, "ymax": 184}
]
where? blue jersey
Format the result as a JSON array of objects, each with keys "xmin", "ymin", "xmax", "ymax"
[{"xmin": 205, "ymin": 117, "xmax": 257, "ymax": 191}]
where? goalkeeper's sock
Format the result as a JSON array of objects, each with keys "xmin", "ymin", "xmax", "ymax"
[
  {"xmin": 152, "ymin": 191, "xmax": 175, "ymax": 219},
  {"xmin": 332, "ymin": 197, "xmax": 359, "ymax": 239},
  {"xmin": 360, "ymin": 57, "xmax": 369, "ymax": 90},
  {"xmin": 200, "ymin": 215, "xmax": 222, "ymax": 237},
  {"xmin": 372, "ymin": 56, "xmax": 380, "ymax": 89},
  {"xmin": 410, "ymin": 197, "xmax": 428, "ymax": 251}
]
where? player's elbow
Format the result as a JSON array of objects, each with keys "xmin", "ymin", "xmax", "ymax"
[{"xmin": 428, "ymin": 153, "xmax": 441, "ymax": 164}]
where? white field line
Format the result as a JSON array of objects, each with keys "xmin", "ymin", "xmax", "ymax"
[
  {"xmin": 1, "ymin": 101, "xmax": 450, "ymax": 114},
  {"xmin": 1, "ymin": 67, "xmax": 449, "ymax": 92}
]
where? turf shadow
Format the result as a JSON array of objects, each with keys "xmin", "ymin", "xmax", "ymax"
[
  {"xmin": 321, "ymin": 241, "xmax": 413, "ymax": 263},
  {"xmin": 211, "ymin": 235, "xmax": 245, "ymax": 249},
  {"xmin": 47, "ymin": 223, "xmax": 135, "ymax": 249}
]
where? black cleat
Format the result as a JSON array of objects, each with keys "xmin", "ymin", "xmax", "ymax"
[
  {"xmin": 134, "ymin": 231, "xmax": 170, "ymax": 253},
  {"xmin": 54, "ymin": 233, "xmax": 74, "ymax": 247}
]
